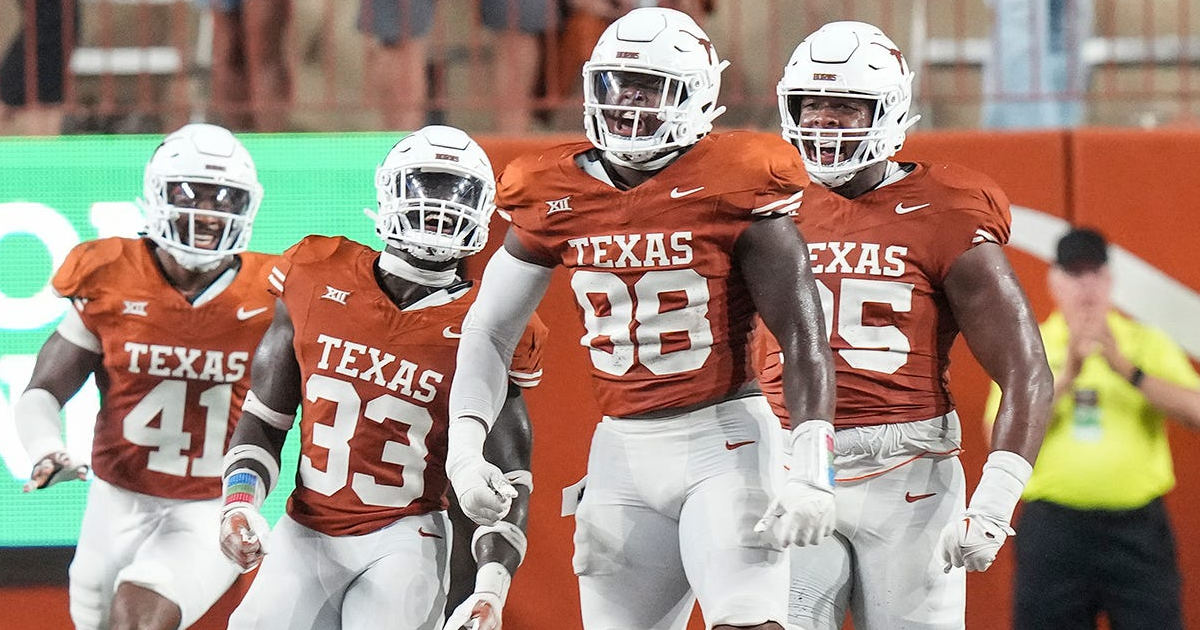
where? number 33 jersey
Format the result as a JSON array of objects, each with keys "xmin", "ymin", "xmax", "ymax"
[
  {"xmin": 499, "ymin": 132, "xmax": 808, "ymax": 418},
  {"xmin": 270, "ymin": 236, "xmax": 547, "ymax": 536},
  {"xmin": 758, "ymin": 162, "xmax": 1011, "ymax": 428},
  {"xmin": 52, "ymin": 237, "xmax": 277, "ymax": 499}
]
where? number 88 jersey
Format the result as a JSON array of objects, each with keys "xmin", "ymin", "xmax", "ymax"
[{"xmin": 499, "ymin": 132, "xmax": 808, "ymax": 418}]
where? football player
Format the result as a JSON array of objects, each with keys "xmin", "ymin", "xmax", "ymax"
[
  {"xmin": 758, "ymin": 21, "xmax": 1055, "ymax": 630},
  {"xmin": 218, "ymin": 125, "xmax": 546, "ymax": 630},
  {"xmin": 445, "ymin": 7, "xmax": 835, "ymax": 630},
  {"xmin": 15, "ymin": 123, "xmax": 273, "ymax": 630}
]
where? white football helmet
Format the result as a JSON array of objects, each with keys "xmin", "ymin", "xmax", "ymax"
[
  {"xmin": 777, "ymin": 21, "xmax": 920, "ymax": 188},
  {"xmin": 141, "ymin": 123, "xmax": 263, "ymax": 271},
  {"xmin": 373, "ymin": 125, "xmax": 496, "ymax": 263},
  {"xmin": 583, "ymin": 7, "xmax": 729, "ymax": 170}
]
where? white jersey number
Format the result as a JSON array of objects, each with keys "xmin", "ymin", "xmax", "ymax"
[
  {"xmin": 122, "ymin": 380, "xmax": 230, "ymax": 477},
  {"xmin": 571, "ymin": 269, "xmax": 714, "ymax": 376},
  {"xmin": 300, "ymin": 374, "xmax": 434, "ymax": 507},
  {"xmin": 815, "ymin": 278, "xmax": 914, "ymax": 374}
]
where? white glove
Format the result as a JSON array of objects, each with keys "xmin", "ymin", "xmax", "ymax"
[
  {"xmin": 938, "ymin": 511, "xmax": 1014, "ymax": 573},
  {"xmin": 938, "ymin": 450, "xmax": 1032, "ymax": 573},
  {"xmin": 443, "ymin": 592, "xmax": 503, "ymax": 630},
  {"xmin": 219, "ymin": 503, "xmax": 271, "ymax": 572},
  {"xmin": 447, "ymin": 419, "xmax": 517, "ymax": 526},
  {"xmin": 755, "ymin": 420, "xmax": 836, "ymax": 547},
  {"xmin": 23, "ymin": 450, "xmax": 90, "ymax": 492},
  {"xmin": 443, "ymin": 562, "xmax": 512, "ymax": 630},
  {"xmin": 453, "ymin": 460, "xmax": 519, "ymax": 526}
]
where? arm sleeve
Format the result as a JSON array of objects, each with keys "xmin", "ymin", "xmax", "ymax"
[{"xmin": 450, "ymin": 248, "xmax": 554, "ymax": 430}]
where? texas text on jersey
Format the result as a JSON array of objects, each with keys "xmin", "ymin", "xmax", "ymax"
[
  {"xmin": 269, "ymin": 236, "xmax": 546, "ymax": 536},
  {"xmin": 53, "ymin": 237, "xmax": 276, "ymax": 499},
  {"xmin": 499, "ymin": 131, "xmax": 807, "ymax": 417},
  {"xmin": 758, "ymin": 162, "xmax": 1011, "ymax": 428}
]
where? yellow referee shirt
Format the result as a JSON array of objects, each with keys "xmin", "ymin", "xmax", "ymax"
[{"xmin": 984, "ymin": 311, "xmax": 1200, "ymax": 510}]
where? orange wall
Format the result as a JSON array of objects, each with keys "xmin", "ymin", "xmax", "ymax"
[{"xmin": 3, "ymin": 130, "xmax": 1197, "ymax": 630}]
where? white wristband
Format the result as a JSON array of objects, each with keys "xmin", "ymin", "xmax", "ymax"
[
  {"xmin": 242, "ymin": 390, "xmax": 296, "ymax": 431},
  {"xmin": 968, "ymin": 450, "xmax": 1033, "ymax": 522},
  {"xmin": 15, "ymin": 389, "xmax": 66, "ymax": 463},
  {"xmin": 474, "ymin": 562, "xmax": 513, "ymax": 605},
  {"xmin": 471, "ymin": 520, "xmax": 528, "ymax": 566},
  {"xmin": 788, "ymin": 419, "xmax": 835, "ymax": 491}
]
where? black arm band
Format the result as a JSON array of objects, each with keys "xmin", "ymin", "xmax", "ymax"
[{"xmin": 1129, "ymin": 366, "xmax": 1146, "ymax": 388}]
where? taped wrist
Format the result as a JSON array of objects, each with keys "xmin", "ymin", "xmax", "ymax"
[
  {"xmin": 15, "ymin": 389, "xmax": 66, "ymax": 463},
  {"xmin": 788, "ymin": 419, "xmax": 835, "ymax": 491},
  {"xmin": 471, "ymin": 520, "xmax": 528, "ymax": 567},
  {"xmin": 223, "ymin": 468, "xmax": 267, "ymax": 511},
  {"xmin": 473, "ymin": 562, "xmax": 513, "ymax": 605},
  {"xmin": 968, "ymin": 450, "xmax": 1032, "ymax": 523}
]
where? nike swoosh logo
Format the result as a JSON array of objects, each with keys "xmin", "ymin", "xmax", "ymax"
[
  {"xmin": 236, "ymin": 306, "xmax": 269, "ymax": 321},
  {"xmin": 904, "ymin": 491, "xmax": 937, "ymax": 503},
  {"xmin": 417, "ymin": 527, "xmax": 443, "ymax": 539},
  {"xmin": 670, "ymin": 186, "xmax": 705, "ymax": 199},
  {"xmin": 895, "ymin": 202, "xmax": 931, "ymax": 215},
  {"xmin": 442, "ymin": 326, "xmax": 463, "ymax": 339},
  {"xmin": 725, "ymin": 439, "xmax": 756, "ymax": 450}
]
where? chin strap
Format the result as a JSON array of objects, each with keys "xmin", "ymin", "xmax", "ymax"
[{"xmin": 378, "ymin": 250, "xmax": 459, "ymax": 287}]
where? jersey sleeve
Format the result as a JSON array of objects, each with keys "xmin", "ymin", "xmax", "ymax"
[
  {"xmin": 269, "ymin": 236, "xmax": 344, "ymax": 299},
  {"xmin": 51, "ymin": 238, "xmax": 125, "ymax": 298},
  {"xmin": 507, "ymin": 312, "xmax": 549, "ymax": 389},
  {"xmin": 1140, "ymin": 327, "xmax": 1200, "ymax": 389},
  {"xmin": 497, "ymin": 145, "xmax": 587, "ymax": 265},
  {"xmin": 751, "ymin": 135, "xmax": 809, "ymax": 218},
  {"xmin": 926, "ymin": 164, "xmax": 1013, "ymax": 280}
]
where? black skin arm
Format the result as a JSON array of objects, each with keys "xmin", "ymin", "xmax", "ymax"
[
  {"xmin": 225, "ymin": 299, "xmax": 302, "ymax": 482},
  {"xmin": 735, "ymin": 215, "xmax": 836, "ymax": 424},
  {"xmin": 447, "ymin": 383, "xmax": 533, "ymax": 609},
  {"xmin": 945, "ymin": 243, "xmax": 1053, "ymax": 463},
  {"xmin": 24, "ymin": 332, "xmax": 103, "ymax": 406}
]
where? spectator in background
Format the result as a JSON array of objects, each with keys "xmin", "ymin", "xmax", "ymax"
[
  {"xmin": 982, "ymin": 0, "xmax": 1094, "ymax": 128},
  {"xmin": 206, "ymin": 0, "xmax": 294, "ymax": 132},
  {"xmin": 984, "ymin": 228, "xmax": 1200, "ymax": 630},
  {"xmin": 0, "ymin": 0, "xmax": 79, "ymax": 136},
  {"xmin": 358, "ymin": 0, "xmax": 555, "ymax": 134}
]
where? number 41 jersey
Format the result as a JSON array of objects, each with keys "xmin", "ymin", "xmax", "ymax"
[
  {"xmin": 52, "ymin": 237, "xmax": 276, "ymax": 499},
  {"xmin": 500, "ymin": 132, "xmax": 808, "ymax": 418},
  {"xmin": 270, "ymin": 236, "xmax": 546, "ymax": 536},
  {"xmin": 759, "ymin": 162, "xmax": 1011, "ymax": 428}
]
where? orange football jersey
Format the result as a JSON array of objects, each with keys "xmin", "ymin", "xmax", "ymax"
[
  {"xmin": 758, "ymin": 162, "xmax": 1011, "ymax": 428},
  {"xmin": 52, "ymin": 237, "xmax": 276, "ymax": 499},
  {"xmin": 271, "ymin": 236, "xmax": 546, "ymax": 537},
  {"xmin": 500, "ymin": 132, "xmax": 808, "ymax": 417}
]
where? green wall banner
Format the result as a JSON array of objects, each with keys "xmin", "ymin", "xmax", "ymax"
[{"xmin": 0, "ymin": 132, "xmax": 405, "ymax": 546}]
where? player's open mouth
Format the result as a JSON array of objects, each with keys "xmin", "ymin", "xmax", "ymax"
[{"xmin": 608, "ymin": 111, "xmax": 658, "ymax": 137}]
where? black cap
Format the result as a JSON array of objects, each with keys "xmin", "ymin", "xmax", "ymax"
[{"xmin": 1055, "ymin": 228, "xmax": 1108, "ymax": 273}]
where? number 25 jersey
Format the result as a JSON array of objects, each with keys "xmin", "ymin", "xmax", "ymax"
[
  {"xmin": 270, "ymin": 236, "xmax": 547, "ymax": 536},
  {"xmin": 53, "ymin": 237, "xmax": 276, "ymax": 499},
  {"xmin": 500, "ymin": 132, "xmax": 808, "ymax": 418},
  {"xmin": 759, "ymin": 162, "xmax": 1011, "ymax": 427}
]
